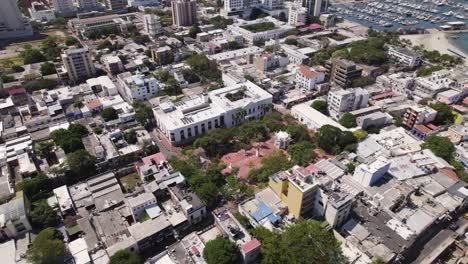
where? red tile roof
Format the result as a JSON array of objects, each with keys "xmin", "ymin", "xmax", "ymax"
[
  {"xmin": 241, "ymin": 239, "xmax": 261, "ymax": 254},
  {"xmin": 141, "ymin": 153, "xmax": 166, "ymax": 166},
  {"xmin": 297, "ymin": 64, "xmax": 319, "ymax": 78},
  {"xmin": 86, "ymin": 98, "xmax": 102, "ymax": 109},
  {"xmin": 439, "ymin": 168, "xmax": 460, "ymax": 181},
  {"xmin": 304, "ymin": 23, "xmax": 322, "ymax": 30},
  {"xmin": 414, "ymin": 124, "xmax": 433, "ymax": 134},
  {"xmin": 8, "ymin": 88, "xmax": 26, "ymax": 96}
]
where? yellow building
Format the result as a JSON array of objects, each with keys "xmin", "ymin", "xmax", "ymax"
[{"xmin": 268, "ymin": 166, "xmax": 318, "ymax": 219}]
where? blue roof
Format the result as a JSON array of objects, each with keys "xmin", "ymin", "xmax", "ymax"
[{"xmin": 250, "ymin": 201, "xmax": 280, "ymax": 224}]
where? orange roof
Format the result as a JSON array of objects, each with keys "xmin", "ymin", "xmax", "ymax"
[
  {"xmin": 86, "ymin": 98, "xmax": 102, "ymax": 109},
  {"xmin": 297, "ymin": 64, "xmax": 319, "ymax": 78},
  {"xmin": 439, "ymin": 168, "xmax": 460, "ymax": 181},
  {"xmin": 414, "ymin": 124, "xmax": 433, "ymax": 134}
]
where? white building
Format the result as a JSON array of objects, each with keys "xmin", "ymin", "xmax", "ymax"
[
  {"xmin": 28, "ymin": 2, "xmax": 56, "ymax": 22},
  {"xmin": 327, "ymin": 88, "xmax": 369, "ymax": 120},
  {"xmin": 262, "ymin": 0, "xmax": 284, "ymax": 10},
  {"xmin": 102, "ymin": 55, "xmax": 124, "ymax": 74},
  {"xmin": 291, "ymin": 100, "xmax": 348, "ymax": 131},
  {"xmin": 128, "ymin": 0, "xmax": 159, "ymax": 7},
  {"xmin": 353, "ymin": 157, "xmax": 391, "ymax": 187},
  {"xmin": 295, "ymin": 65, "xmax": 325, "ymax": 91},
  {"xmin": 86, "ymin": 76, "xmax": 119, "ymax": 96},
  {"xmin": 126, "ymin": 192, "xmax": 157, "ymax": 222},
  {"xmin": 227, "ymin": 17, "xmax": 295, "ymax": 45},
  {"xmin": 274, "ymin": 131, "xmax": 291, "ymax": 149},
  {"xmin": 117, "ymin": 72, "xmax": 159, "ymax": 102},
  {"xmin": 208, "ymin": 46, "xmax": 263, "ymax": 63},
  {"xmin": 288, "ymin": 4, "xmax": 308, "ymax": 26},
  {"xmin": 169, "ymin": 185, "xmax": 206, "ymax": 224},
  {"xmin": 0, "ymin": 197, "xmax": 32, "ymax": 240},
  {"xmin": 223, "ymin": 0, "xmax": 256, "ymax": 15},
  {"xmin": 413, "ymin": 70, "xmax": 451, "ymax": 99},
  {"xmin": 0, "ymin": 0, "xmax": 33, "ymax": 40},
  {"xmin": 376, "ymin": 72, "xmax": 414, "ymax": 97},
  {"xmin": 53, "ymin": 185, "xmax": 75, "ymax": 216},
  {"xmin": 387, "ymin": 45, "xmax": 422, "ymax": 67},
  {"xmin": 154, "ymin": 81, "xmax": 273, "ymax": 144},
  {"xmin": 105, "ymin": 0, "xmax": 126, "ymax": 11},
  {"xmin": 143, "ymin": 14, "xmax": 163, "ymax": 38},
  {"xmin": 61, "ymin": 47, "xmax": 96, "ymax": 83},
  {"xmin": 52, "ymin": 0, "xmax": 76, "ymax": 15},
  {"xmin": 313, "ymin": 0, "xmax": 323, "ymax": 16},
  {"xmin": 77, "ymin": 0, "xmax": 101, "ymax": 10}
]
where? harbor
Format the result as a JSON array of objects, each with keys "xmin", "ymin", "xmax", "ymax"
[{"xmin": 329, "ymin": 0, "xmax": 468, "ymax": 31}]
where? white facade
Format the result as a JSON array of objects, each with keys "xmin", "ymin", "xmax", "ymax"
[
  {"xmin": 413, "ymin": 70, "xmax": 451, "ymax": 99},
  {"xmin": 0, "ymin": 0, "xmax": 33, "ymax": 40},
  {"xmin": 52, "ymin": 0, "xmax": 76, "ymax": 15},
  {"xmin": 117, "ymin": 72, "xmax": 159, "ymax": 102},
  {"xmin": 313, "ymin": 0, "xmax": 322, "ymax": 16},
  {"xmin": 224, "ymin": 0, "xmax": 256, "ymax": 13},
  {"xmin": 388, "ymin": 45, "xmax": 422, "ymax": 67},
  {"xmin": 126, "ymin": 192, "xmax": 157, "ymax": 222},
  {"xmin": 353, "ymin": 157, "xmax": 391, "ymax": 187},
  {"xmin": 227, "ymin": 17, "xmax": 295, "ymax": 45},
  {"xmin": 295, "ymin": 65, "xmax": 325, "ymax": 91},
  {"xmin": 61, "ymin": 47, "xmax": 96, "ymax": 82},
  {"xmin": 288, "ymin": 4, "xmax": 308, "ymax": 26},
  {"xmin": 262, "ymin": 0, "xmax": 284, "ymax": 10},
  {"xmin": 327, "ymin": 88, "xmax": 369, "ymax": 120},
  {"xmin": 128, "ymin": 0, "xmax": 159, "ymax": 7},
  {"xmin": 29, "ymin": 3, "xmax": 56, "ymax": 22},
  {"xmin": 106, "ymin": 0, "xmax": 126, "ymax": 11},
  {"xmin": 154, "ymin": 81, "xmax": 273, "ymax": 144},
  {"xmin": 143, "ymin": 14, "xmax": 163, "ymax": 38},
  {"xmin": 77, "ymin": 0, "xmax": 100, "ymax": 10},
  {"xmin": 291, "ymin": 101, "xmax": 348, "ymax": 131}
]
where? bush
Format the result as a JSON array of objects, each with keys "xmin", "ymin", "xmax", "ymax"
[
  {"xmin": 101, "ymin": 108, "xmax": 118, "ymax": 121},
  {"xmin": 203, "ymin": 237, "xmax": 241, "ymax": 264}
]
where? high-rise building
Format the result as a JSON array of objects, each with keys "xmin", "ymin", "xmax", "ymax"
[
  {"xmin": 105, "ymin": 0, "xmax": 126, "ymax": 11},
  {"xmin": 326, "ymin": 58, "xmax": 363, "ymax": 88},
  {"xmin": 302, "ymin": 0, "xmax": 323, "ymax": 16},
  {"xmin": 262, "ymin": 0, "xmax": 283, "ymax": 10},
  {"xmin": 327, "ymin": 87, "xmax": 369, "ymax": 119},
  {"xmin": 171, "ymin": 0, "xmax": 197, "ymax": 27},
  {"xmin": 52, "ymin": 0, "xmax": 76, "ymax": 15},
  {"xmin": 288, "ymin": 3, "xmax": 308, "ymax": 26},
  {"xmin": 61, "ymin": 47, "xmax": 96, "ymax": 83},
  {"xmin": 143, "ymin": 14, "xmax": 163, "ymax": 38},
  {"xmin": 0, "ymin": 0, "xmax": 33, "ymax": 40},
  {"xmin": 77, "ymin": 0, "xmax": 101, "ymax": 11}
]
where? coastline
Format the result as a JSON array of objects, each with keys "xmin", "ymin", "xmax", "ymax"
[{"xmin": 400, "ymin": 28, "xmax": 468, "ymax": 66}]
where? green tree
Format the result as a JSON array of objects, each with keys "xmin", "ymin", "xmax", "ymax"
[
  {"xmin": 1, "ymin": 74, "xmax": 15, "ymax": 83},
  {"xmin": 30, "ymin": 201, "xmax": 60, "ymax": 229},
  {"xmin": 101, "ymin": 108, "xmax": 118, "ymax": 121},
  {"xmin": 421, "ymin": 135, "xmax": 455, "ymax": 161},
  {"xmin": 253, "ymin": 220, "xmax": 345, "ymax": 264},
  {"xmin": 68, "ymin": 123, "xmax": 88, "ymax": 137},
  {"xmin": 194, "ymin": 128, "xmax": 235, "ymax": 157},
  {"xmin": 22, "ymin": 48, "xmax": 46, "ymax": 64},
  {"xmin": 311, "ymin": 100, "xmax": 328, "ymax": 114},
  {"xmin": 25, "ymin": 79, "xmax": 58, "ymax": 92},
  {"xmin": 288, "ymin": 141, "xmax": 316, "ymax": 166},
  {"xmin": 346, "ymin": 163, "xmax": 356, "ymax": 173},
  {"xmin": 285, "ymin": 38, "xmax": 298, "ymax": 46},
  {"xmin": 353, "ymin": 129, "xmax": 368, "ymax": 142},
  {"xmin": 65, "ymin": 36, "xmax": 80, "ymax": 46},
  {"xmin": 451, "ymin": 160, "xmax": 468, "ymax": 183},
  {"xmin": 248, "ymin": 151, "xmax": 292, "ymax": 183},
  {"xmin": 93, "ymin": 127, "xmax": 103, "ymax": 134},
  {"xmin": 316, "ymin": 125, "xmax": 342, "ymax": 153},
  {"xmin": 65, "ymin": 150, "xmax": 97, "ymax": 182},
  {"xmin": 27, "ymin": 228, "xmax": 66, "ymax": 264},
  {"xmin": 430, "ymin": 102, "xmax": 454, "ymax": 125},
  {"xmin": 109, "ymin": 250, "xmax": 143, "ymax": 264},
  {"xmin": 261, "ymin": 112, "xmax": 286, "ymax": 132},
  {"xmin": 189, "ymin": 25, "xmax": 202, "ymax": 38},
  {"xmin": 203, "ymin": 237, "xmax": 241, "ymax": 264},
  {"xmin": 286, "ymin": 124, "xmax": 311, "ymax": 142},
  {"xmin": 35, "ymin": 140, "xmax": 55, "ymax": 160},
  {"xmin": 124, "ymin": 129, "xmax": 138, "ymax": 144},
  {"xmin": 196, "ymin": 181, "xmax": 219, "ymax": 208},
  {"xmin": 339, "ymin": 113, "xmax": 357, "ymax": 128},
  {"xmin": 40, "ymin": 62, "xmax": 56, "ymax": 76},
  {"xmin": 17, "ymin": 173, "xmax": 54, "ymax": 202},
  {"xmin": 351, "ymin": 76, "xmax": 375, "ymax": 88}
]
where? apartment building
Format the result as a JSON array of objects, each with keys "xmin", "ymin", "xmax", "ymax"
[
  {"xmin": 154, "ymin": 81, "xmax": 273, "ymax": 145},
  {"xmin": 327, "ymin": 87, "xmax": 369, "ymax": 120},
  {"xmin": 0, "ymin": 0, "xmax": 33, "ymax": 39},
  {"xmin": 61, "ymin": 47, "xmax": 96, "ymax": 83},
  {"xmin": 327, "ymin": 58, "xmax": 362, "ymax": 88},
  {"xmin": 288, "ymin": 4, "xmax": 308, "ymax": 26},
  {"xmin": 51, "ymin": 0, "xmax": 76, "ymax": 16},
  {"xmin": 295, "ymin": 64, "xmax": 325, "ymax": 91},
  {"xmin": 171, "ymin": 0, "xmax": 197, "ymax": 27},
  {"xmin": 126, "ymin": 192, "xmax": 158, "ymax": 222},
  {"xmin": 169, "ymin": 184, "xmax": 206, "ymax": 224},
  {"xmin": 403, "ymin": 105, "xmax": 437, "ymax": 129},
  {"xmin": 262, "ymin": 0, "xmax": 284, "ymax": 10},
  {"xmin": 269, "ymin": 166, "xmax": 319, "ymax": 219},
  {"xmin": 254, "ymin": 53, "xmax": 289, "ymax": 72},
  {"xmin": 413, "ymin": 70, "xmax": 451, "ymax": 99},
  {"xmin": 150, "ymin": 46, "xmax": 173, "ymax": 65},
  {"xmin": 353, "ymin": 157, "xmax": 391, "ymax": 187},
  {"xmin": 0, "ymin": 196, "xmax": 32, "ymax": 240},
  {"xmin": 223, "ymin": 0, "xmax": 256, "ymax": 15},
  {"xmin": 28, "ymin": 2, "xmax": 56, "ymax": 22},
  {"xmin": 143, "ymin": 14, "xmax": 163, "ymax": 38},
  {"xmin": 102, "ymin": 55, "xmax": 124, "ymax": 74},
  {"xmin": 105, "ymin": 0, "xmax": 126, "ymax": 11},
  {"xmin": 117, "ymin": 72, "xmax": 159, "ymax": 102},
  {"xmin": 387, "ymin": 45, "xmax": 422, "ymax": 67},
  {"xmin": 77, "ymin": 0, "xmax": 100, "ymax": 10}
]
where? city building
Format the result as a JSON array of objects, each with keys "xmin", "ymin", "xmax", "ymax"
[
  {"xmin": 126, "ymin": 192, "xmax": 158, "ymax": 222},
  {"xmin": 127, "ymin": 0, "xmax": 159, "ymax": 7},
  {"xmin": 105, "ymin": 0, "xmax": 126, "ymax": 11},
  {"xmin": 403, "ymin": 105, "xmax": 437, "ymax": 129},
  {"xmin": 254, "ymin": 53, "xmax": 289, "ymax": 72},
  {"xmin": 0, "ymin": 0, "xmax": 33, "ymax": 40},
  {"xmin": 288, "ymin": 4, "xmax": 308, "ymax": 26},
  {"xmin": 171, "ymin": 0, "xmax": 197, "ymax": 27},
  {"xmin": 53, "ymin": 185, "xmax": 76, "ymax": 216},
  {"xmin": 295, "ymin": 65, "xmax": 325, "ymax": 91},
  {"xmin": 0, "ymin": 196, "xmax": 32, "ymax": 240},
  {"xmin": 223, "ymin": 0, "xmax": 256, "ymax": 16},
  {"xmin": 227, "ymin": 17, "xmax": 295, "ymax": 45},
  {"xmin": 262, "ymin": 0, "xmax": 284, "ymax": 10},
  {"xmin": 77, "ymin": 0, "xmax": 101, "ymax": 10},
  {"xmin": 269, "ymin": 166, "xmax": 320, "ymax": 219},
  {"xmin": 61, "ymin": 47, "xmax": 96, "ymax": 83},
  {"xmin": 274, "ymin": 131, "xmax": 292, "ymax": 149},
  {"xmin": 447, "ymin": 124, "xmax": 468, "ymax": 143},
  {"xmin": 353, "ymin": 157, "xmax": 391, "ymax": 187},
  {"xmin": 154, "ymin": 81, "xmax": 273, "ymax": 145},
  {"xmin": 291, "ymin": 100, "xmax": 348, "ymax": 131},
  {"xmin": 413, "ymin": 70, "xmax": 451, "ymax": 99},
  {"xmin": 327, "ymin": 88, "xmax": 369, "ymax": 120},
  {"xmin": 68, "ymin": 13, "xmax": 137, "ymax": 39},
  {"xmin": 356, "ymin": 111, "xmax": 394, "ymax": 130},
  {"xmin": 28, "ymin": 2, "xmax": 56, "ymax": 22},
  {"xmin": 102, "ymin": 55, "xmax": 124, "ymax": 74},
  {"xmin": 51, "ymin": 0, "xmax": 76, "ymax": 16},
  {"xmin": 143, "ymin": 14, "xmax": 163, "ymax": 38},
  {"xmin": 117, "ymin": 71, "xmax": 159, "ymax": 102},
  {"xmin": 238, "ymin": 187, "xmax": 287, "ymax": 228},
  {"xmin": 207, "ymin": 46, "xmax": 263, "ymax": 64},
  {"xmin": 387, "ymin": 45, "xmax": 422, "ymax": 67},
  {"xmin": 150, "ymin": 46, "xmax": 173, "ymax": 65},
  {"xmin": 327, "ymin": 58, "xmax": 362, "ymax": 88},
  {"xmin": 169, "ymin": 184, "xmax": 206, "ymax": 224}
]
